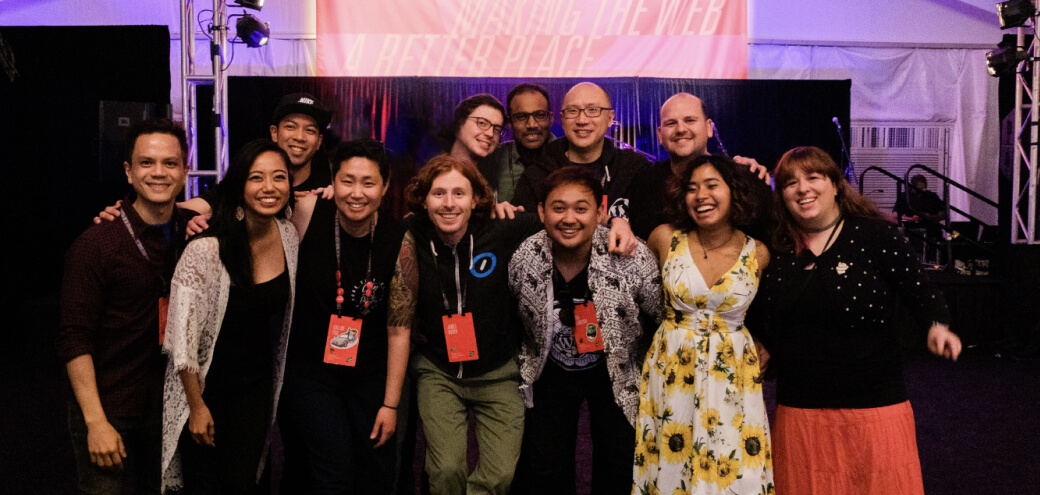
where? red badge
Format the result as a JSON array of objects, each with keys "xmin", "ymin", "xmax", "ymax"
[
  {"xmin": 324, "ymin": 315, "xmax": 363, "ymax": 367},
  {"xmin": 572, "ymin": 302, "xmax": 603, "ymax": 354},
  {"xmin": 442, "ymin": 313, "xmax": 479, "ymax": 362},
  {"xmin": 158, "ymin": 296, "xmax": 169, "ymax": 346}
]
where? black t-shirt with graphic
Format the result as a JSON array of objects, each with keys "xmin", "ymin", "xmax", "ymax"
[{"xmin": 548, "ymin": 265, "xmax": 602, "ymax": 371}]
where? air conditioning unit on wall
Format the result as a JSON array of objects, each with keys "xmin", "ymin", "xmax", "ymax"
[{"xmin": 851, "ymin": 122, "xmax": 952, "ymax": 213}]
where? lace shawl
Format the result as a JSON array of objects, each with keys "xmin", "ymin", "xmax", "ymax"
[{"xmin": 159, "ymin": 219, "xmax": 298, "ymax": 492}]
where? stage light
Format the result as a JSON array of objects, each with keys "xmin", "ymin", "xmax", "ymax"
[
  {"xmin": 232, "ymin": 0, "xmax": 265, "ymax": 11},
  {"xmin": 997, "ymin": 0, "xmax": 1035, "ymax": 29},
  {"xmin": 236, "ymin": 14, "xmax": 269, "ymax": 48},
  {"xmin": 986, "ymin": 46, "xmax": 1028, "ymax": 76}
]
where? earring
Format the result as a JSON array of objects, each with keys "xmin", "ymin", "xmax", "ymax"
[
  {"xmin": 235, "ymin": 206, "xmax": 245, "ymax": 221},
  {"xmin": 285, "ymin": 205, "xmax": 293, "ymax": 221}
]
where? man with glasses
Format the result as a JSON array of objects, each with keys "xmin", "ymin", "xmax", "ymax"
[
  {"xmin": 508, "ymin": 166, "xmax": 662, "ymax": 494},
  {"xmin": 448, "ymin": 93, "xmax": 507, "ymax": 167},
  {"xmin": 480, "ymin": 84, "xmax": 557, "ymax": 203},
  {"xmin": 511, "ymin": 82, "xmax": 651, "ymax": 220}
]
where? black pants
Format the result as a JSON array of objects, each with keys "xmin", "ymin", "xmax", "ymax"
[
  {"xmin": 179, "ymin": 378, "xmax": 271, "ymax": 495},
  {"xmin": 279, "ymin": 372, "xmax": 397, "ymax": 494},
  {"xmin": 513, "ymin": 360, "xmax": 635, "ymax": 495}
]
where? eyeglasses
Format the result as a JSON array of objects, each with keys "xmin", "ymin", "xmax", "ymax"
[
  {"xmin": 469, "ymin": 116, "xmax": 504, "ymax": 135},
  {"xmin": 561, "ymin": 106, "xmax": 612, "ymax": 119},
  {"xmin": 510, "ymin": 110, "xmax": 551, "ymax": 124}
]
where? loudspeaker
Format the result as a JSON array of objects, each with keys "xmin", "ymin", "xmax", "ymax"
[{"xmin": 98, "ymin": 100, "xmax": 171, "ymax": 182}]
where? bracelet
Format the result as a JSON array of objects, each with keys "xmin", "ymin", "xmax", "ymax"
[{"xmin": 382, "ymin": 403, "xmax": 398, "ymax": 410}]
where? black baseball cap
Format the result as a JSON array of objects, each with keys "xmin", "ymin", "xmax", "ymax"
[{"xmin": 271, "ymin": 93, "xmax": 332, "ymax": 130}]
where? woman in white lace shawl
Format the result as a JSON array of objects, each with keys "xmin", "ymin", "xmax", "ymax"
[{"xmin": 160, "ymin": 139, "xmax": 299, "ymax": 493}]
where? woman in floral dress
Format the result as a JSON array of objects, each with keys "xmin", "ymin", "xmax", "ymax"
[{"xmin": 633, "ymin": 155, "xmax": 774, "ymax": 495}]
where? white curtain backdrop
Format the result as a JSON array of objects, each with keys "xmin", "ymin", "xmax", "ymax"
[{"xmin": 748, "ymin": 44, "xmax": 1000, "ymax": 224}]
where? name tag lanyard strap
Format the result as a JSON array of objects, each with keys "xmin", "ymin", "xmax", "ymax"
[
  {"xmin": 120, "ymin": 212, "xmax": 178, "ymax": 295},
  {"xmin": 334, "ymin": 214, "xmax": 377, "ymax": 317},
  {"xmin": 429, "ymin": 237, "xmax": 472, "ymax": 314}
]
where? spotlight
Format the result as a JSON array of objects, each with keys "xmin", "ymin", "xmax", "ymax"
[
  {"xmin": 232, "ymin": 0, "xmax": 265, "ymax": 11},
  {"xmin": 235, "ymin": 14, "xmax": 269, "ymax": 48},
  {"xmin": 997, "ymin": 0, "xmax": 1036, "ymax": 29},
  {"xmin": 986, "ymin": 46, "xmax": 1028, "ymax": 76}
]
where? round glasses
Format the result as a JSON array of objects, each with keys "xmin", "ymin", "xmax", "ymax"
[{"xmin": 561, "ymin": 106, "xmax": 612, "ymax": 119}]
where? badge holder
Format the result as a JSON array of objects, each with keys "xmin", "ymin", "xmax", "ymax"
[
  {"xmin": 443, "ymin": 313, "xmax": 479, "ymax": 362},
  {"xmin": 158, "ymin": 296, "xmax": 169, "ymax": 346},
  {"xmin": 572, "ymin": 302, "xmax": 603, "ymax": 354},
  {"xmin": 324, "ymin": 315, "xmax": 362, "ymax": 366}
]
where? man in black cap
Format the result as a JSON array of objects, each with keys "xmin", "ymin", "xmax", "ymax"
[
  {"xmin": 95, "ymin": 92, "xmax": 333, "ymax": 222},
  {"xmin": 268, "ymin": 92, "xmax": 333, "ymax": 196}
]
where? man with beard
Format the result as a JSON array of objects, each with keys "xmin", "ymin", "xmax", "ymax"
[
  {"xmin": 628, "ymin": 93, "xmax": 769, "ymax": 240},
  {"xmin": 480, "ymin": 84, "xmax": 556, "ymax": 203}
]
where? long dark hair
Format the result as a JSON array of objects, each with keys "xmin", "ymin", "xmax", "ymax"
[
  {"xmin": 664, "ymin": 155, "xmax": 772, "ymax": 242},
  {"xmin": 772, "ymin": 146, "xmax": 881, "ymax": 252},
  {"xmin": 198, "ymin": 139, "xmax": 294, "ymax": 287}
]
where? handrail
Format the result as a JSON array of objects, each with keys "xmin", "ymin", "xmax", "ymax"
[
  {"xmin": 906, "ymin": 164, "xmax": 998, "ymax": 209},
  {"xmin": 858, "ymin": 165, "xmax": 996, "ymax": 272}
]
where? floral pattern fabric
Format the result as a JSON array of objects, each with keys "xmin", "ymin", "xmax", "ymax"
[{"xmin": 633, "ymin": 230, "xmax": 774, "ymax": 495}]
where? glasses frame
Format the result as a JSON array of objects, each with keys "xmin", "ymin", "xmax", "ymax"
[
  {"xmin": 560, "ymin": 106, "xmax": 613, "ymax": 119},
  {"xmin": 468, "ymin": 116, "xmax": 505, "ymax": 136},
  {"xmin": 509, "ymin": 110, "xmax": 552, "ymax": 124}
]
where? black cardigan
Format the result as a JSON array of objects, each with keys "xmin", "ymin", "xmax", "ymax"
[{"xmin": 748, "ymin": 216, "xmax": 951, "ymax": 409}]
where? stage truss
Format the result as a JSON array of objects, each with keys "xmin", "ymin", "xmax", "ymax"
[
  {"xmin": 1012, "ymin": 25, "xmax": 1040, "ymax": 244},
  {"xmin": 179, "ymin": 0, "xmax": 230, "ymax": 200}
]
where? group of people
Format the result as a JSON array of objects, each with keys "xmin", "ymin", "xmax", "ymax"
[{"xmin": 58, "ymin": 81, "xmax": 962, "ymax": 495}]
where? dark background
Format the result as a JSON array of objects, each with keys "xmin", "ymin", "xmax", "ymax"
[{"xmin": 2, "ymin": 24, "xmax": 1035, "ymax": 495}]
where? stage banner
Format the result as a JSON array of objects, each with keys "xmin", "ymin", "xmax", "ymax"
[{"xmin": 316, "ymin": 0, "xmax": 746, "ymax": 78}]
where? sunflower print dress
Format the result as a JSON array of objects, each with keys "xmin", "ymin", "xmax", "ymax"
[{"xmin": 633, "ymin": 230, "xmax": 774, "ymax": 495}]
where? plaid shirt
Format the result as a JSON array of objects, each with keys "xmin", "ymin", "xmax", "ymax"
[{"xmin": 57, "ymin": 195, "xmax": 196, "ymax": 418}]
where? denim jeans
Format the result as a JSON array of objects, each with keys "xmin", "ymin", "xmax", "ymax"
[{"xmin": 67, "ymin": 402, "xmax": 162, "ymax": 495}]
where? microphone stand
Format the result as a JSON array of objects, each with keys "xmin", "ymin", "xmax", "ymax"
[
  {"xmin": 834, "ymin": 118, "xmax": 856, "ymax": 186},
  {"xmin": 712, "ymin": 121, "xmax": 729, "ymax": 156}
]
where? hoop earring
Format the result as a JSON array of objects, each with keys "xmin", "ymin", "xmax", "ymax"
[
  {"xmin": 285, "ymin": 205, "xmax": 293, "ymax": 221},
  {"xmin": 235, "ymin": 206, "xmax": 245, "ymax": 221}
]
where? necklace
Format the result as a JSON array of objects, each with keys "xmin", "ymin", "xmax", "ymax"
[
  {"xmin": 695, "ymin": 229, "xmax": 736, "ymax": 259},
  {"xmin": 805, "ymin": 213, "xmax": 842, "ymax": 233},
  {"xmin": 334, "ymin": 212, "xmax": 377, "ymax": 316}
]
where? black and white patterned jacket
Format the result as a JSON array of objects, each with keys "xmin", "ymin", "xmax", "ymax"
[{"xmin": 508, "ymin": 225, "xmax": 663, "ymax": 424}]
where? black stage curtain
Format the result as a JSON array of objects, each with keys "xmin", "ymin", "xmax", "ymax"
[
  {"xmin": 226, "ymin": 76, "xmax": 851, "ymax": 216},
  {"xmin": 1, "ymin": 25, "xmax": 171, "ymax": 303},
  {"xmin": 0, "ymin": 25, "xmax": 171, "ymax": 491}
]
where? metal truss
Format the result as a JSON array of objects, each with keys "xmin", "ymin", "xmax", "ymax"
[
  {"xmin": 179, "ymin": 0, "xmax": 230, "ymax": 200},
  {"xmin": 1012, "ymin": 25, "xmax": 1040, "ymax": 244}
]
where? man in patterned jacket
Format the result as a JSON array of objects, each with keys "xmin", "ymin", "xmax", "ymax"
[{"xmin": 508, "ymin": 165, "xmax": 663, "ymax": 495}]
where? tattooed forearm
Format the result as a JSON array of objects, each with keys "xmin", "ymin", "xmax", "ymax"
[{"xmin": 388, "ymin": 231, "xmax": 418, "ymax": 328}]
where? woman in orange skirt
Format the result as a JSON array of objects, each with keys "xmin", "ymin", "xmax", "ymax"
[{"xmin": 750, "ymin": 146, "xmax": 962, "ymax": 494}]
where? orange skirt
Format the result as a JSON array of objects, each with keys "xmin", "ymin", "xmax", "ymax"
[{"xmin": 773, "ymin": 401, "xmax": 925, "ymax": 495}]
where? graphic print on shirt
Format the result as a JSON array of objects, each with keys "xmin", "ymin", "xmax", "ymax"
[
  {"xmin": 348, "ymin": 278, "xmax": 386, "ymax": 314},
  {"xmin": 609, "ymin": 197, "xmax": 630, "ymax": 219},
  {"xmin": 549, "ymin": 295, "xmax": 601, "ymax": 371},
  {"xmin": 470, "ymin": 252, "xmax": 497, "ymax": 278}
]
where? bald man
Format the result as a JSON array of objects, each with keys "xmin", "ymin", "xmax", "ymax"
[
  {"xmin": 511, "ymin": 82, "xmax": 650, "ymax": 219},
  {"xmin": 628, "ymin": 93, "xmax": 768, "ymax": 239},
  {"xmin": 628, "ymin": 93, "xmax": 713, "ymax": 239}
]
